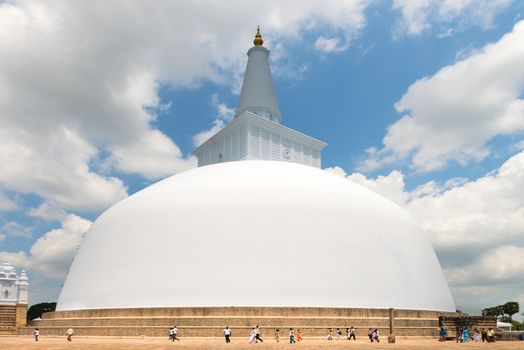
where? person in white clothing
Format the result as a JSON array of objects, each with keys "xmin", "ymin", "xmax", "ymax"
[
  {"xmin": 254, "ymin": 325, "xmax": 263, "ymax": 343},
  {"xmin": 336, "ymin": 328, "xmax": 342, "ymax": 340},
  {"xmin": 172, "ymin": 326, "xmax": 180, "ymax": 341},
  {"xmin": 372, "ymin": 328, "xmax": 380, "ymax": 342},
  {"xmin": 289, "ymin": 328, "xmax": 296, "ymax": 344},
  {"xmin": 326, "ymin": 328, "xmax": 333, "ymax": 340},
  {"xmin": 249, "ymin": 328, "xmax": 257, "ymax": 343},
  {"xmin": 66, "ymin": 328, "xmax": 74, "ymax": 342},
  {"xmin": 34, "ymin": 328, "xmax": 40, "ymax": 341},
  {"xmin": 224, "ymin": 326, "xmax": 232, "ymax": 343}
]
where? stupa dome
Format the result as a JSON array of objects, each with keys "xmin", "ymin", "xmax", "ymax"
[{"xmin": 57, "ymin": 160, "xmax": 455, "ymax": 312}]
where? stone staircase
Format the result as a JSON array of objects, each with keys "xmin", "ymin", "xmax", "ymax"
[
  {"xmin": 0, "ymin": 305, "xmax": 17, "ymax": 335},
  {"xmin": 19, "ymin": 307, "xmax": 451, "ymax": 337}
]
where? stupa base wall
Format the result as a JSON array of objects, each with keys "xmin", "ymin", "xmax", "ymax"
[{"xmin": 19, "ymin": 307, "xmax": 458, "ymax": 337}]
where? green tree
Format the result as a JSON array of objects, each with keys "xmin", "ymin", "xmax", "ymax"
[
  {"xmin": 503, "ymin": 301, "xmax": 519, "ymax": 322},
  {"xmin": 482, "ymin": 306, "xmax": 501, "ymax": 317},
  {"xmin": 27, "ymin": 302, "xmax": 56, "ymax": 322}
]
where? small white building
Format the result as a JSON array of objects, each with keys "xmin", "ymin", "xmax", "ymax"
[
  {"xmin": 0, "ymin": 259, "xmax": 29, "ymax": 306},
  {"xmin": 497, "ymin": 321, "xmax": 512, "ymax": 331}
]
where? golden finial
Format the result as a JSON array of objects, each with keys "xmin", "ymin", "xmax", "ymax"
[{"xmin": 253, "ymin": 26, "xmax": 264, "ymax": 47}]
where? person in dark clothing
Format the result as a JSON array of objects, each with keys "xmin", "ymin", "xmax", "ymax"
[
  {"xmin": 481, "ymin": 328, "xmax": 488, "ymax": 342},
  {"xmin": 349, "ymin": 326, "xmax": 356, "ymax": 340}
]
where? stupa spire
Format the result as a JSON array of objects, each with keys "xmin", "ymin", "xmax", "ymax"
[
  {"xmin": 253, "ymin": 26, "xmax": 263, "ymax": 47},
  {"xmin": 235, "ymin": 27, "xmax": 282, "ymax": 123}
]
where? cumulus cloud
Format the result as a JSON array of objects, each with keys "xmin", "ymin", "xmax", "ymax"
[
  {"xmin": 360, "ymin": 20, "xmax": 524, "ymax": 172},
  {"xmin": 0, "ymin": 221, "xmax": 33, "ymax": 239},
  {"xmin": 109, "ymin": 130, "xmax": 197, "ymax": 180},
  {"xmin": 408, "ymin": 151, "xmax": 524, "ymax": 253},
  {"xmin": 0, "ymin": 191, "xmax": 18, "ymax": 211},
  {"xmin": 0, "ymin": 251, "xmax": 31, "ymax": 271},
  {"xmin": 193, "ymin": 94, "xmax": 235, "ymax": 147},
  {"xmin": 29, "ymin": 214, "xmax": 92, "ymax": 279},
  {"xmin": 392, "ymin": 0, "xmax": 514, "ymax": 37},
  {"xmin": 0, "ymin": 127, "xmax": 128, "ymax": 212},
  {"xmin": 0, "ymin": 215, "xmax": 91, "ymax": 279},
  {"xmin": 0, "ymin": 214, "xmax": 92, "ymax": 303},
  {"xmin": 326, "ymin": 166, "xmax": 409, "ymax": 205},
  {"xmin": 446, "ymin": 246, "xmax": 524, "ymax": 285},
  {"xmin": 329, "ymin": 149, "xmax": 524, "ymax": 313},
  {"xmin": 28, "ymin": 202, "xmax": 68, "ymax": 222}
]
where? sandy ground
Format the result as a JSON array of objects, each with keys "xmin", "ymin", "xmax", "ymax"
[{"xmin": 0, "ymin": 337, "xmax": 522, "ymax": 350}]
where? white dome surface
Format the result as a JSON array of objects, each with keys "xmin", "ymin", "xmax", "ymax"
[{"xmin": 57, "ymin": 161, "xmax": 455, "ymax": 311}]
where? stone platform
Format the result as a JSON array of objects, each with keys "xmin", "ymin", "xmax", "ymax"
[{"xmin": 19, "ymin": 307, "xmax": 457, "ymax": 337}]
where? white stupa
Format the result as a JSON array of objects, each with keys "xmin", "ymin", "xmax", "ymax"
[{"xmin": 57, "ymin": 28, "xmax": 455, "ymax": 312}]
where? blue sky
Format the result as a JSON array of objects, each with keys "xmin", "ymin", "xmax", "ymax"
[{"xmin": 1, "ymin": 0, "xmax": 524, "ymax": 316}]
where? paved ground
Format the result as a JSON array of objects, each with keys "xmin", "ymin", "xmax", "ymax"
[{"xmin": 0, "ymin": 337, "xmax": 522, "ymax": 350}]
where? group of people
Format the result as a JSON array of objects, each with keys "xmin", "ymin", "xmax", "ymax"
[
  {"xmin": 325, "ymin": 327, "xmax": 357, "ymax": 341},
  {"xmin": 248, "ymin": 325, "xmax": 264, "ymax": 343},
  {"xmin": 438, "ymin": 326, "xmax": 496, "ymax": 343},
  {"xmin": 287, "ymin": 328, "xmax": 302, "ymax": 343},
  {"xmin": 222, "ymin": 325, "xmax": 360, "ymax": 343},
  {"xmin": 455, "ymin": 327, "xmax": 496, "ymax": 343},
  {"xmin": 29, "ymin": 323, "xmax": 501, "ymax": 343},
  {"xmin": 33, "ymin": 327, "xmax": 73, "ymax": 342},
  {"xmin": 257, "ymin": 326, "xmax": 359, "ymax": 343}
]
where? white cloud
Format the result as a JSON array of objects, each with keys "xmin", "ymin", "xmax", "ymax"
[
  {"xmin": 216, "ymin": 100, "xmax": 235, "ymax": 123},
  {"xmin": 392, "ymin": 0, "xmax": 514, "ymax": 37},
  {"xmin": 0, "ymin": 233, "xmax": 5, "ymax": 243},
  {"xmin": 330, "ymin": 149, "xmax": 524, "ymax": 313},
  {"xmin": 345, "ymin": 150, "xmax": 524, "ymax": 251},
  {"xmin": 314, "ymin": 36, "xmax": 347, "ymax": 53},
  {"xmin": 28, "ymin": 202, "xmax": 68, "ymax": 222},
  {"xmin": 361, "ymin": 20, "xmax": 524, "ymax": 172},
  {"xmin": 109, "ymin": 130, "xmax": 197, "ymax": 180},
  {"xmin": 193, "ymin": 120, "xmax": 226, "ymax": 148},
  {"xmin": 0, "ymin": 214, "xmax": 92, "ymax": 280},
  {"xmin": 1, "ymin": 221, "xmax": 33, "ymax": 239},
  {"xmin": 446, "ymin": 246, "xmax": 524, "ymax": 285},
  {"xmin": 0, "ymin": 214, "xmax": 92, "ymax": 304},
  {"xmin": 326, "ymin": 166, "xmax": 409, "ymax": 206},
  {"xmin": 0, "ymin": 251, "xmax": 31, "ymax": 271},
  {"xmin": 29, "ymin": 214, "xmax": 92, "ymax": 279},
  {"xmin": 192, "ymin": 94, "xmax": 236, "ymax": 147},
  {"xmin": 0, "ymin": 191, "xmax": 18, "ymax": 212},
  {"xmin": 0, "ymin": 127, "xmax": 128, "ymax": 212}
]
